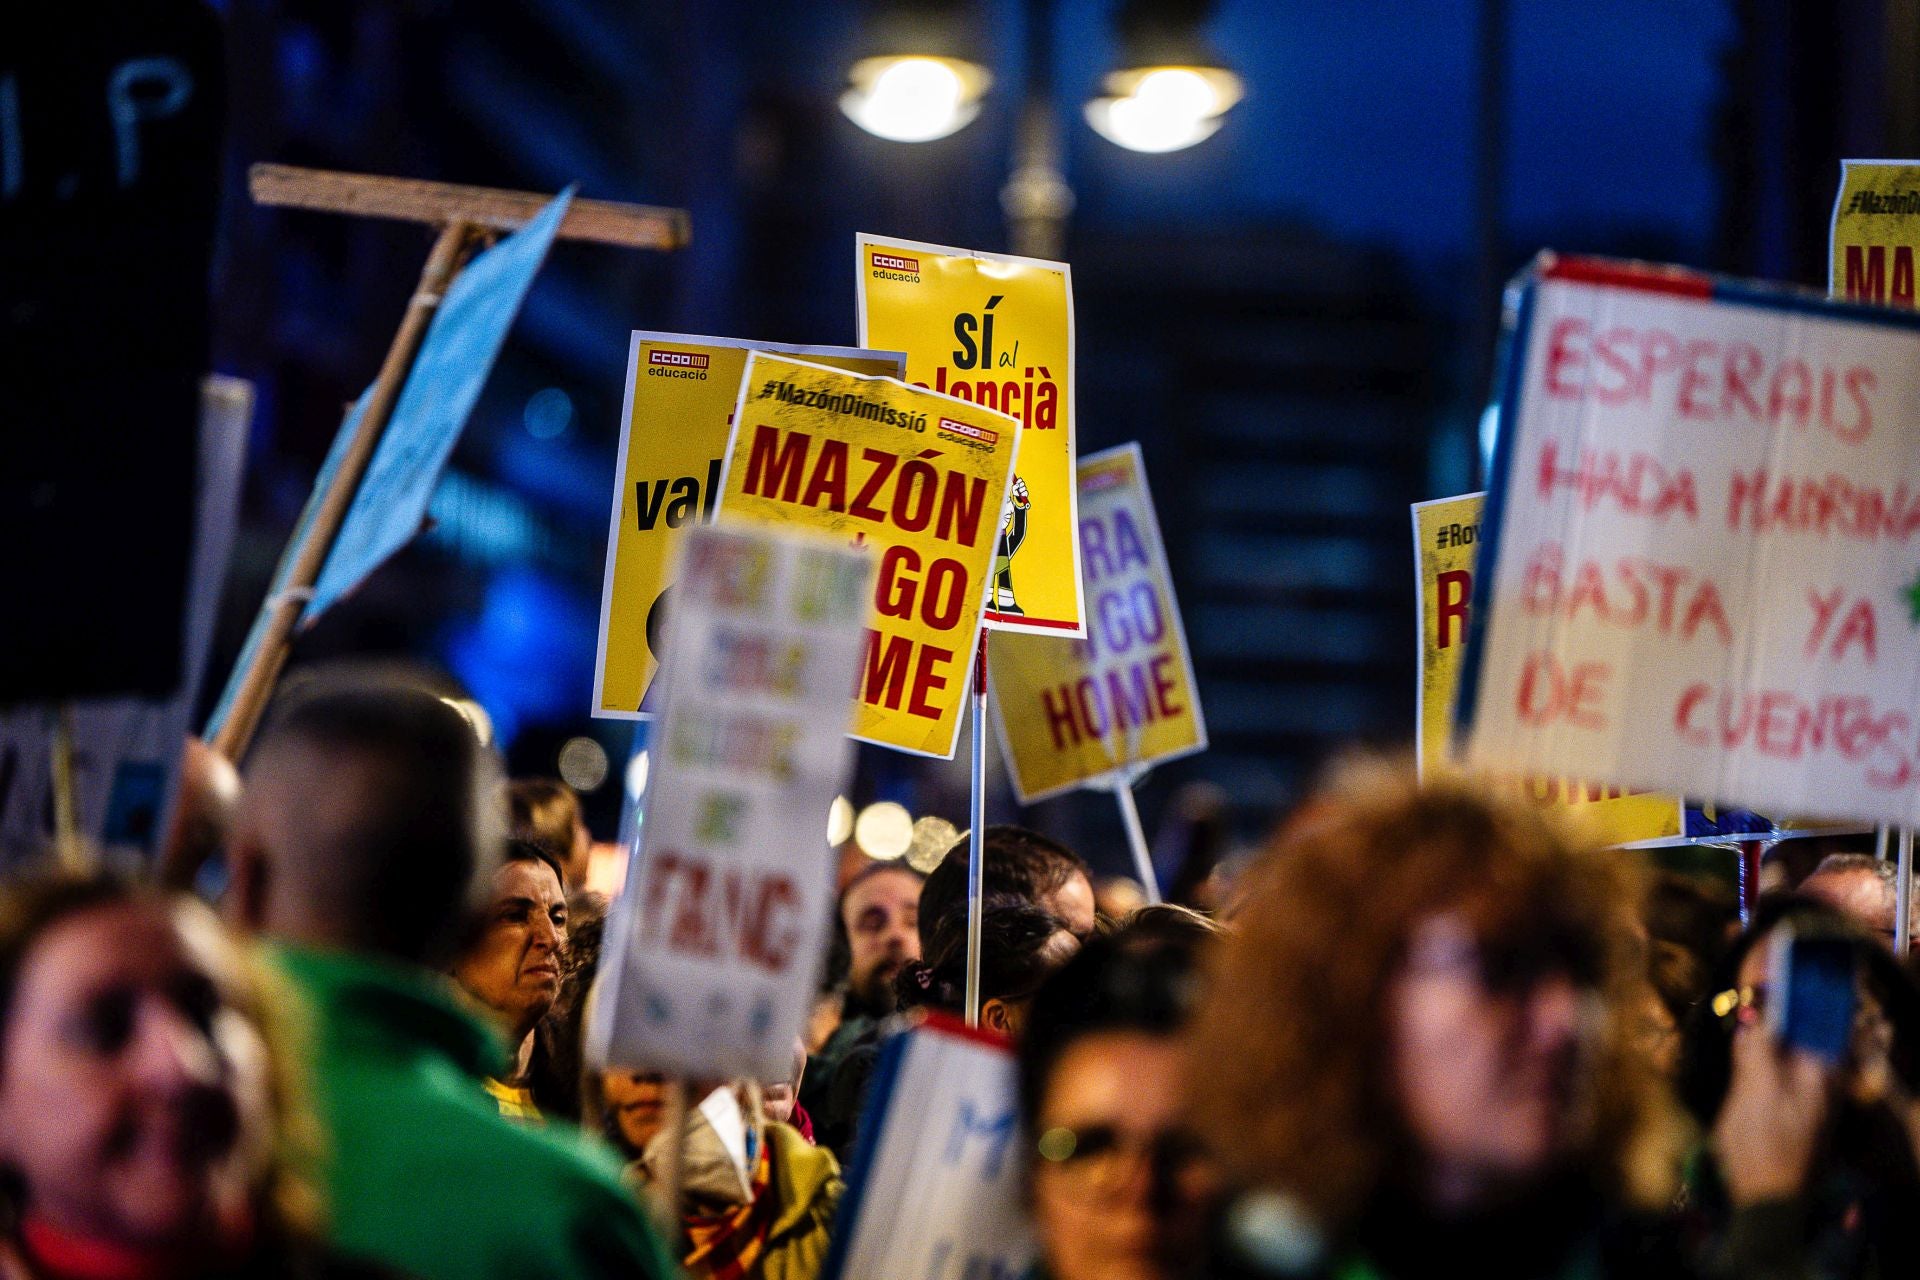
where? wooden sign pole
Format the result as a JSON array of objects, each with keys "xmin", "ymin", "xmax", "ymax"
[
  {"xmin": 208, "ymin": 166, "xmax": 690, "ymax": 763},
  {"xmin": 51, "ymin": 707, "xmax": 83, "ymax": 871},
  {"xmin": 211, "ymin": 218, "xmax": 471, "ymax": 761},
  {"xmin": 650, "ymin": 1079, "xmax": 690, "ymax": 1253}
]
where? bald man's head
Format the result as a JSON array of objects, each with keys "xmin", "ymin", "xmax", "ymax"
[
  {"xmin": 1801, "ymin": 854, "xmax": 1909, "ymax": 949},
  {"xmin": 228, "ymin": 683, "xmax": 503, "ymax": 965}
]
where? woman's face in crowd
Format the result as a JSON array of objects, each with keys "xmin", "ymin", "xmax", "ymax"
[
  {"xmin": 602, "ymin": 1071, "xmax": 669, "ymax": 1154},
  {"xmin": 1388, "ymin": 914, "xmax": 1601, "ymax": 1193},
  {"xmin": 0, "ymin": 900, "xmax": 270, "ymax": 1247},
  {"xmin": 1030, "ymin": 1032, "xmax": 1218, "ymax": 1280},
  {"xmin": 454, "ymin": 860, "xmax": 568, "ymax": 1032}
]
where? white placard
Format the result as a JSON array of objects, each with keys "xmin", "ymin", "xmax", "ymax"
[
  {"xmin": 587, "ymin": 523, "xmax": 871, "ymax": 1081},
  {"xmin": 1461, "ymin": 256, "xmax": 1920, "ymax": 824},
  {"xmin": 825, "ymin": 1017, "xmax": 1036, "ymax": 1280}
]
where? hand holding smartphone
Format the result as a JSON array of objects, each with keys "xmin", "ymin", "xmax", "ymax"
[{"xmin": 1767, "ymin": 923, "xmax": 1858, "ymax": 1066}]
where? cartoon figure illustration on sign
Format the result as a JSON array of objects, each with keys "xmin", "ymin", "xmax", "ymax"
[{"xmin": 994, "ymin": 477, "xmax": 1031, "ymax": 615}]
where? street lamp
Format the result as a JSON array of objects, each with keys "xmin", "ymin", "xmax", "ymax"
[
  {"xmin": 839, "ymin": 1, "xmax": 993, "ymax": 143},
  {"xmin": 1085, "ymin": 64, "xmax": 1243, "ymax": 152},
  {"xmin": 841, "ymin": 0, "xmax": 1242, "ymax": 255},
  {"xmin": 1085, "ymin": 1, "xmax": 1243, "ymax": 152},
  {"xmin": 842, "ymin": 1, "xmax": 1241, "ymax": 152},
  {"xmin": 841, "ymin": 55, "xmax": 993, "ymax": 143}
]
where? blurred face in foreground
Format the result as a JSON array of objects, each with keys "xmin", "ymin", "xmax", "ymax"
[
  {"xmin": 1031, "ymin": 1032, "xmax": 1217, "ymax": 1280},
  {"xmin": 0, "ymin": 900, "xmax": 271, "ymax": 1248},
  {"xmin": 1388, "ymin": 913, "xmax": 1602, "ymax": 1204}
]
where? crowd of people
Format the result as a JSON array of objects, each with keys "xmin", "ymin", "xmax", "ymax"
[{"xmin": 1, "ymin": 675, "xmax": 1918, "ymax": 1279}]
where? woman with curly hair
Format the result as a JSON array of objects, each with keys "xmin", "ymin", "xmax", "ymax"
[
  {"xmin": 1187, "ymin": 761, "xmax": 1688, "ymax": 1280},
  {"xmin": 0, "ymin": 871, "xmax": 391, "ymax": 1279}
]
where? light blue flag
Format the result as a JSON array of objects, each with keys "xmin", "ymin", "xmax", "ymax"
[{"xmin": 302, "ymin": 186, "xmax": 575, "ymax": 619}]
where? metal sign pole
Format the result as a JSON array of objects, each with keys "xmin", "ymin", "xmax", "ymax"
[
  {"xmin": 965, "ymin": 633, "xmax": 990, "ymax": 1027},
  {"xmin": 1896, "ymin": 829, "xmax": 1913, "ymax": 959},
  {"xmin": 1115, "ymin": 782, "xmax": 1161, "ymax": 904}
]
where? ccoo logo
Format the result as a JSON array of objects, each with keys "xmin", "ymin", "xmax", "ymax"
[{"xmin": 648, "ymin": 349, "xmax": 711, "ymax": 369}]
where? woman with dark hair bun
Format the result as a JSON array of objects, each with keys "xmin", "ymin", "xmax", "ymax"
[
  {"xmin": 893, "ymin": 896, "xmax": 1080, "ymax": 1038},
  {"xmin": 0, "ymin": 871, "xmax": 392, "ymax": 1279}
]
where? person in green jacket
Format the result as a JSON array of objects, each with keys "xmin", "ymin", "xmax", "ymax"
[{"xmin": 224, "ymin": 681, "xmax": 677, "ymax": 1280}]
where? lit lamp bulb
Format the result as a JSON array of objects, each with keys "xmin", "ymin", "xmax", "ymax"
[
  {"xmin": 841, "ymin": 55, "xmax": 991, "ymax": 142},
  {"xmin": 1085, "ymin": 64, "xmax": 1243, "ymax": 153},
  {"xmin": 853, "ymin": 801, "xmax": 915, "ymax": 860},
  {"xmin": 827, "ymin": 796, "xmax": 855, "ymax": 847}
]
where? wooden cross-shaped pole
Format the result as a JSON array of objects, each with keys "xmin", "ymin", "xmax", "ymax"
[{"xmin": 209, "ymin": 166, "xmax": 690, "ymax": 763}]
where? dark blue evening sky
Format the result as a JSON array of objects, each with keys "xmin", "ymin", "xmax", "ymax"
[{"xmin": 1059, "ymin": 1, "xmax": 1730, "ymax": 273}]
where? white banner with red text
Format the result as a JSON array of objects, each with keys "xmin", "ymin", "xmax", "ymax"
[
  {"xmin": 588, "ymin": 524, "xmax": 872, "ymax": 1081},
  {"xmin": 1460, "ymin": 255, "xmax": 1920, "ymax": 826}
]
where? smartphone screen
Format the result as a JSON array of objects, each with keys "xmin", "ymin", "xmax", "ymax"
[{"xmin": 1773, "ymin": 934, "xmax": 1857, "ymax": 1065}]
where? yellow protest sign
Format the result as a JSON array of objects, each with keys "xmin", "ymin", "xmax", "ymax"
[
  {"xmin": 988, "ymin": 444, "xmax": 1204, "ymax": 803},
  {"xmin": 1414, "ymin": 493, "xmax": 1482, "ymax": 774},
  {"xmin": 592, "ymin": 333, "xmax": 903, "ymax": 719},
  {"xmin": 856, "ymin": 234, "xmax": 1083, "ymax": 639},
  {"xmin": 715, "ymin": 352, "xmax": 1019, "ymax": 758},
  {"xmin": 1830, "ymin": 160, "xmax": 1920, "ymax": 307},
  {"xmin": 1413, "ymin": 492, "xmax": 1680, "ymax": 845}
]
